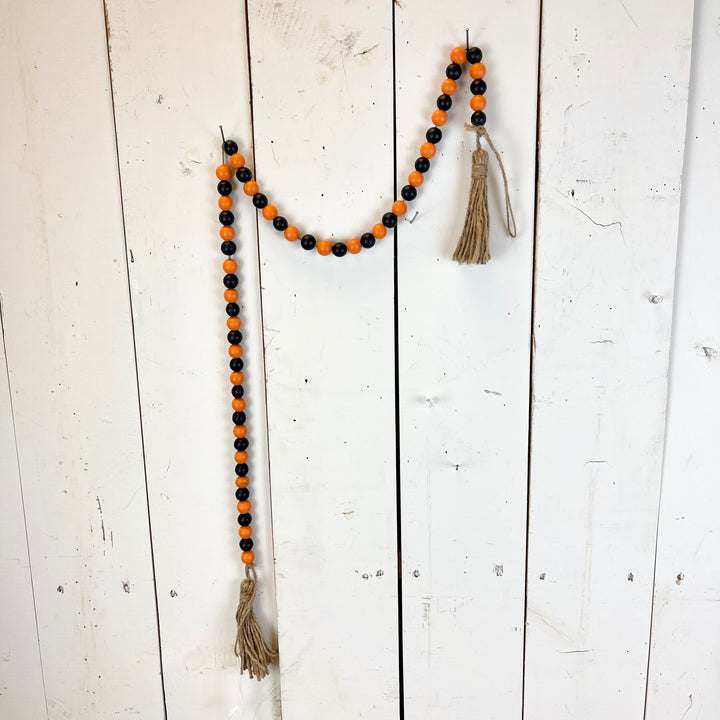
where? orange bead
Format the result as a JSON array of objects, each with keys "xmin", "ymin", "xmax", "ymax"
[
  {"xmin": 316, "ymin": 240, "xmax": 332, "ymax": 256},
  {"xmin": 237, "ymin": 500, "xmax": 251, "ymax": 514},
  {"xmin": 392, "ymin": 200, "xmax": 407, "ymax": 216},
  {"xmin": 238, "ymin": 525, "xmax": 252, "ymax": 538},
  {"xmin": 236, "ymin": 476, "xmax": 249, "ymax": 489},
  {"xmin": 232, "ymin": 398, "xmax": 246, "ymax": 412},
  {"xmin": 241, "ymin": 550, "xmax": 255, "ymax": 565},
  {"xmin": 450, "ymin": 46, "xmax": 467, "ymax": 64},
  {"xmin": 262, "ymin": 205, "xmax": 277, "ymax": 220},
  {"xmin": 229, "ymin": 153, "xmax": 245, "ymax": 169},
  {"xmin": 284, "ymin": 226, "xmax": 299, "ymax": 242},
  {"xmin": 224, "ymin": 288, "xmax": 239, "ymax": 303},
  {"xmin": 470, "ymin": 95, "xmax": 487, "ymax": 111},
  {"xmin": 230, "ymin": 372, "xmax": 244, "ymax": 385},
  {"xmin": 216, "ymin": 164, "xmax": 231, "ymax": 180},
  {"xmin": 431, "ymin": 109, "xmax": 447, "ymax": 126},
  {"xmin": 223, "ymin": 259, "xmax": 238, "ymax": 273},
  {"xmin": 470, "ymin": 62, "xmax": 486, "ymax": 79},
  {"xmin": 218, "ymin": 196, "xmax": 233, "ymax": 211},
  {"xmin": 441, "ymin": 78, "xmax": 457, "ymax": 96},
  {"xmin": 243, "ymin": 180, "xmax": 259, "ymax": 196},
  {"xmin": 227, "ymin": 316, "xmax": 242, "ymax": 331},
  {"xmin": 229, "ymin": 344, "xmax": 243, "ymax": 358},
  {"xmin": 234, "ymin": 450, "xmax": 248, "ymax": 464},
  {"xmin": 408, "ymin": 171, "xmax": 424, "ymax": 187},
  {"xmin": 372, "ymin": 223, "xmax": 387, "ymax": 239},
  {"xmin": 220, "ymin": 226, "xmax": 235, "ymax": 241},
  {"xmin": 347, "ymin": 237, "xmax": 362, "ymax": 254},
  {"xmin": 233, "ymin": 425, "xmax": 247, "ymax": 438},
  {"xmin": 420, "ymin": 142, "xmax": 436, "ymax": 159}
]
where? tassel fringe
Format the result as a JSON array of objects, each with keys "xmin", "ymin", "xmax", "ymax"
[
  {"xmin": 453, "ymin": 125, "xmax": 517, "ymax": 264},
  {"xmin": 234, "ymin": 563, "xmax": 277, "ymax": 680}
]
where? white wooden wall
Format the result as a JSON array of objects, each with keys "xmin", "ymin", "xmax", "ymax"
[{"xmin": 1, "ymin": 1, "xmax": 717, "ymax": 719}]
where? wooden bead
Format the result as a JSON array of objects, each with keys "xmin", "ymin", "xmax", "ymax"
[
  {"xmin": 233, "ymin": 425, "xmax": 247, "ymax": 438},
  {"xmin": 236, "ymin": 477, "xmax": 249, "ymax": 489},
  {"xmin": 450, "ymin": 46, "xmax": 467, "ymax": 64},
  {"xmin": 408, "ymin": 171, "xmax": 424, "ymax": 187},
  {"xmin": 227, "ymin": 316, "xmax": 242, "ymax": 331},
  {"xmin": 230, "ymin": 372, "xmax": 244, "ymax": 385},
  {"xmin": 243, "ymin": 180, "xmax": 259, "ymax": 196},
  {"xmin": 223, "ymin": 259, "xmax": 238, "ymax": 273},
  {"xmin": 237, "ymin": 501, "xmax": 251, "ymax": 514},
  {"xmin": 262, "ymin": 205, "xmax": 277, "ymax": 220},
  {"xmin": 316, "ymin": 240, "xmax": 332, "ymax": 256},
  {"xmin": 224, "ymin": 289, "xmax": 239, "ymax": 302},
  {"xmin": 284, "ymin": 226, "xmax": 300, "ymax": 241},
  {"xmin": 241, "ymin": 550, "xmax": 255, "ymax": 564},
  {"xmin": 229, "ymin": 344, "xmax": 243, "ymax": 358},
  {"xmin": 372, "ymin": 223, "xmax": 387, "ymax": 239},
  {"xmin": 347, "ymin": 237, "xmax": 362, "ymax": 254},
  {"xmin": 232, "ymin": 397, "xmax": 246, "ymax": 412},
  {"xmin": 235, "ymin": 450, "xmax": 248, "ymax": 463},
  {"xmin": 392, "ymin": 200, "xmax": 407, "ymax": 216},
  {"xmin": 220, "ymin": 226, "xmax": 235, "ymax": 240},
  {"xmin": 441, "ymin": 78, "xmax": 457, "ymax": 96},
  {"xmin": 431, "ymin": 109, "xmax": 447, "ymax": 126},
  {"xmin": 216, "ymin": 164, "xmax": 231, "ymax": 180},
  {"xmin": 239, "ymin": 525, "xmax": 252, "ymax": 538},
  {"xmin": 470, "ymin": 94, "xmax": 487, "ymax": 111},
  {"xmin": 229, "ymin": 153, "xmax": 245, "ymax": 169},
  {"xmin": 469, "ymin": 62, "xmax": 486, "ymax": 79},
  {"xmin": 420, "ymin": 142, "xmax": 436, "ymax": 159},
  {"xmin": 218, "ymin": 196, "xmax": 233, "ymax": 211}
]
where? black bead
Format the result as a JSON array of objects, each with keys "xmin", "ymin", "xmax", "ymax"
[
  {"xmin": 221, "ymin": 241, "xmax": 237, "ymax": 256},
  {"xmin": 382, "ymin": 212, "xmax": 398, "ymax": 228},
  {"xmin": 230, "ymin": 358, "xmax": 244, "ymax": 371},
  {"xmin": 401, "ymin": 185, "xmax": 417, "ymax": 201},
  {"xmin": 300, "ymin": 234, "xmax": 316, "ymax": 250},
  {"xmin": 223, "ymin": 140, "xmax": 239, "ymax": 156},
  {"xmin": 252, "ymin": 193, "xmax": 268, "ymax": 209},
  {"xmin": 239, "ymin": 538, "xmax": 254, "ymax": 551},
  {"xmin": 414, "ymin": 157, "xmax": 430, "ymax": 173},
  {"xmin": 232, "ymin": 384, "xmax": 244, "ymax": 398},
  {"xmin": 436, "ymin": 94, "xmax": 452, "ymax": 111},
  {"xmin": 233, "ymin": 411, "xmax": 246, "ymax": 425},
  {"xmin": 217, "ymin": 180, "xmax": 232, "ymax": 196},
  {"xmin": 470, "ymin": 78, "xmax": 487, "ymax": 96},
  {"xmin": 227, "ymin": 330, "xmax": 242, "ymax": 344},
  {"xmin": 236, "ymin": 487, "xmax": 250, "ymax": 502},
  {"xmin": 234, "ymin": 437, "xmax": 249, "ymax": 451},
  {"xmin": 467, "ymin": 46, "xmax": 483, "ymax": 64},
  {"xmin": 237, "ymin": 513, "xmax": 252, "ymax": 526},
  {"xmin": 236, "ymin": 167, "xmax": 252, "ymax": 183},
  {"xmin": 223, "ymin": 274, "xmax": 238, "ymax": 289},
  {"xmin": 332, "ymin": 242, "xmax": 347, "ymax": 257},
  {"xmin": 219, "ymin": 210, "xmax": 234, "ymax": 226},
  {"xmin": 273, "ymin": 216, "xmax": 288, "ymax": 231},
  {"xmin": 446, "ymin": 62, "xmax": 462, "ymax": 80},
  {"xmin": 360, "ymin": 233, "xmax": 375, "ymax": 249},
  {"xmin": 426, "ymin": 127, "xmax": 442, "ymax": 144},
  {"xmin": 471, "ymin": 110, "xmax": 487, "ymax": 127},
  {"xmin": 235, "ymin": 463, "xmax": 249, "ymax": 477},
  {"xmin": 226, "ymin": 302, "xmax": 240, "ymax": 317}
]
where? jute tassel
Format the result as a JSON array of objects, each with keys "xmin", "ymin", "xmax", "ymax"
[
  {"xmin": 234, "ymin": 563, "xmax": 277, "ymax": 680},
  {"xmin": 453, "ymin": 125, "xmax": 517, "ymax": 264}
]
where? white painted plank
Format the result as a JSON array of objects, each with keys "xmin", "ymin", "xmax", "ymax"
[
  {"xmin": 246, "ymin": 2, "xmax": 399, "ymax": 718},
  {"xmin": 394, "ymin": 4, "xmax": 538, "ymax": 718},
  {"xmin": 524, "ymin": 1, "xmax": 694, "ymax": 718},
  {"xmin": 0, "ymin": 315, "xmax": 46, "ymax": 718},
  {"xmin": 0, "ymin": 1, "xmax": 164, "ymax": 717},
  {"xmin": 644, "ymin": 2, "xmax": 720, "ymax": 716},
  {"xmin": 103, "ymin": 1, "xmax": 280, "ymax": 717}
]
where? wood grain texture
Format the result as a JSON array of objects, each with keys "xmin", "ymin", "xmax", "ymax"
[
  {"xmin": 394, "ymin": 3, "xmax": 539, "ymax": 718},
  {"xmin": 525, "ymin": 1, "xmax": 695, "ymax": 717},
  {"xmin": 0, "ymin": 1, "xmax": 164, "ymax": 717},
  {"xmin": 103, "ymin": 0, "xmax": 281, "ymax": 717},
  {"xmin": 246, "ymin": 1, "xmax": 399, "ymax": 718},
  {"xmin": 644, "ymin": 2, "xmax": 720, "ymax": 717}
]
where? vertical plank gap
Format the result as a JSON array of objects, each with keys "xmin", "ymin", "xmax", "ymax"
[
  {"xmin": 521, "ymin": 2, "xmax": 544, "ymax": 717},
  {"xmin": 101, "ymin": 5, "xmax": 168, "ymax": 717},
  {"xmin": 0, "ymin": 300, "xmax": 50, "ymax": 720},
  {"xmin": 390, "ymin": 2, "xmax": 405, "ymax": 718}
]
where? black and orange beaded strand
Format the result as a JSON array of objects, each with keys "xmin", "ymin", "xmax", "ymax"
[
  {"xmin": 218, "ymin": 129, "xmax": 278, "ymax": 680},
  {"xmin": 217, "ymin": 44, "xmax": 502, "ymax": 264}
]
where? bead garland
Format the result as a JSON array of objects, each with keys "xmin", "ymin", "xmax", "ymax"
[{"xmin": 220, "ymin": 42, "xmax": 515, "ymax": 682}]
